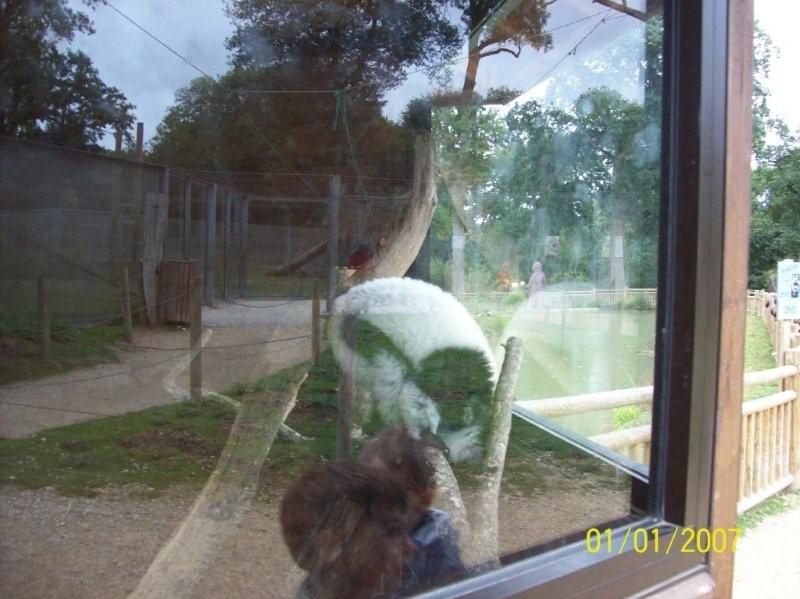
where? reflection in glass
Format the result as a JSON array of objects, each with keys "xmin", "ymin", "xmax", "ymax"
[{"xmin": 0, "ymin": 1, "xmax": 664, "ymax": 597}]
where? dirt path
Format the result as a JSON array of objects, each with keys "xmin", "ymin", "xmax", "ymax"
[
  {"xmin": 0, "ymin": 481, "xmax": 627, "ymax": 598},
  {"xmin": 0, "ymin": 300, "xmax": 313, "ymax": 438},
  {"xmin": 733, "ymin": 501, "xmax": 800, "ymax": 598}
]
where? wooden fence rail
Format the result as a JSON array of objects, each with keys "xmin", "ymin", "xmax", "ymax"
[
  {"xmin": 515, "ymin": 349, "xmax": 800, "ymax": 514},
  {"xmin": 747, "ymin": 289, "xmax": 800, "ymax": 363},
  {"xmin": 459, "ymin": 288, "xmax": 658, "ymax": 310}
]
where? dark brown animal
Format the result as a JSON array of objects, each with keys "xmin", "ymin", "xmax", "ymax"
[
  {"xmin": 280, "ymin": 460, "xmax": 417, "ymax": 598},
  {"xmin": 280, "ymin": 428, "xmax": 439, "ymax": 598},
  {"xmin": 358, "ymin": 426, "xmax": 438, "ymax": 529}
]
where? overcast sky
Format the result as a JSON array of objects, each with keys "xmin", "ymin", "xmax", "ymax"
[{"xmin": 68, "ymin": 1, "xmax": 800, "ymax": 148}]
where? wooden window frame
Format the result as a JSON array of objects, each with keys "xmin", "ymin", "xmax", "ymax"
[{"xmin": 418, "ymin": 0, "xmax": 753, "ymax": 596}]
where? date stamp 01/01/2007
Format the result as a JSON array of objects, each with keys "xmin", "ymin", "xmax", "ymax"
[{"xmin": 585, "ymin": 527, "xmax": 743, "ymax": 555}]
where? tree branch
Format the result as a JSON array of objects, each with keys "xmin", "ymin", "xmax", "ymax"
[
  {"xmin": 478, "ymin": 47, "xmax": 521, "ymax": 59},
  {"xmin": 466, "ymin": 336, "xmax": 524, "ymax": 568},
  {"xmin": 592, "ymin": 0, "xmax": 649, "ymax": 21}
]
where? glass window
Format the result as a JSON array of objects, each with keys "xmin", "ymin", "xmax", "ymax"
[{"xmin": 0, "ymin": 1, "xmax": 668, "ymax": 597}]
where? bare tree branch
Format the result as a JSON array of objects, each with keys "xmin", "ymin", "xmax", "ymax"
[
  {"xmin": 478, "ymin": 47, "xmax": 521, "ymax": 59},
  {"xmin": 592, "ymin": 0, "xmax": 648, "ymax": 21}
]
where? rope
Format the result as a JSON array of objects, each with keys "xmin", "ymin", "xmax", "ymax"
[{"xmin": 118, "ymin": 333, "xmax": 312, "ymax": 353}]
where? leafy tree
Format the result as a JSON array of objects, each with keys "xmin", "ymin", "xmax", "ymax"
[
  {"xmin": 153, "ymin": 1, "xmax": 464, "ymax": 188},
  {"xmin": 451, "ymin": 0, "xmax": 553, "ymax": 98},
  {"xmin": 0, "ymin": 0, "xmax": 134, "ymax": 150},
  {"xmin": 748, "ymin": 25, "xmax": 800, "ymax": 288},
  {"xmin": 226, "ymin": 0, "xmax": 460, "ymax": 95}
]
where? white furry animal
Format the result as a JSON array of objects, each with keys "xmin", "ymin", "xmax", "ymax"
[{"xmin": 328, "ymin": 277, "xmax": 497, "ymax": 462}]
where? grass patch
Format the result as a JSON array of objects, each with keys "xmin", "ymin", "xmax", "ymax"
[
  {"xmin": 256, "ymin": 348, "xmax": 623, "ymax": 500},
  {"xmin": 0, "ymin": 318, "xmax": 123, "ymax": 385},
  {"xmin": 0, "ymin": 398, "xmax": 236, "ymax": 496},
  {"xmin": 744, "ymin": 313, "xmax": 778, "ymax": 400},
  {"xmin": 0, "ymin": 341, "xmax": 625, "ymax": 502},
  {"xmin": 246, "ymin": 272, "xmax": 315, "ymax": 298},
  {"xmin": 737, "ymin": 489, "xmax": 800, "ymax": 531},
  {"xmin": 475, "ymin": 313, "xmax": 512, "ymax": 346}
]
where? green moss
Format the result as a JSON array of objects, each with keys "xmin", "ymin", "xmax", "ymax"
[{"xmin": 0, "ymin": 398, "xmax": 236, "ymax": 496}]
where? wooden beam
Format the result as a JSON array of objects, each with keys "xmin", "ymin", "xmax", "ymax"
[
  {"xmin": 265, "ymin": 239, "xmax": 327, "ymax": 276},
  {"xmin": 204, "ymin": 184, "xmax": 217, "ymax": 306},
  {"xmin": 223, "ymin": 190, "xmax": 232, "ymax": 301},
  {"xmin": 183, "ymin": 179, "xmax": 191, "ymax": 260},
  {"xmin": 37, "ymin": 276, "xmax": 50, "ymax": 360},
  {"xmin": 190, "ymin": 263, "xmax": 203, "ymax": 401},
  {"xmin": 708, "ymin": 0, "xmax": 753, "ymax": 594},
  {"xmin": 239, "ymin": 197, "xmax": 249, "ymax": 297},
  {"xmin": 312, "ymin": 279, "xmax": 321, "ymax": 365},
  {"xmin": 121, "ymin": 265, "xmax": 133, "ymax": 342},
  {"xmin": 327, "ymin": 176, "xmax": 341, "ymax": 313}
]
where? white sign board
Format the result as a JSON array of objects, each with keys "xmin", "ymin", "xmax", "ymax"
[{"xmin": 777, "ymin": 260, "xmax": 800, "ymax": 320}]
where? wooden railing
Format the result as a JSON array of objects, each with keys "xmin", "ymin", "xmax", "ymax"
[
  {"xmin": 515, "ymin": 353, "xmax": 800, "ymax": 513},
  {"xmin": 748, "ymin": 289, "xmax": 800, "ymax": 363},
  {"xmin": 460, "ymin": 288, "xmax": 658, "ymax": 310}
]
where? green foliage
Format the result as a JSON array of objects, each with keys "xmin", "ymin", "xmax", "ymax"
[
  {"xmin": 0, "ymin": 0, "xmax": 134, "ymax": 149},
  {"xmin": 502, "ymin": 289, "xmax": 526, "ymax": 308},
  {"xmin": 612, "ymin": 406, "xmax": 646, "ymax": 429},
  {"xmin": 622, "ymin": 295, "xmax": 654, "ymax": 311},
  {"xmin": 0, "ymin": 320, "xmax": 122, "ymax": 385},
  {"xmin": 748, "ymin": 25, "xmax": 800, "ymax": 288},
  {"xmin": 737, "ymin": 490, "xmax": 800, "ymax": 530},
  {"xmin": 429, "ymin": 257, "xmax": 452, "ymax": 290},
  {"xmin": 743, "ymin": 313, "xmax": 778, "ymax": 401},
  {"xmin": 152, "ymin": 0, "xmax": 465, "ymax": 175},
  {"xmin": 475, "ymin": 312, "xmax": 511, "ymax": 346}
]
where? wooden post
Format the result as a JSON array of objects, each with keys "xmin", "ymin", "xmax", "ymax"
[
  {"xmin": 327, "ymin": 175, "xmax": 341, "ymax": 313},
  {"xmin": 786, "ymin": 349, "xmax": 800, "ymax": 490},
  {"xmin": 160, "ymin": 167, "xmax": 170, "ymax": 262},
  {"xmin": 135, "ymin": 122, "xmax": 144, "ymax": 161},
  {"xmin": 285, "ymin": 224, "xmax": 293, "ymax": 264},
  {"xmin": 37, "ymin": 276, "xmax": 50, "ymax": 360},
  {"xmin": 121, "ymin": 265, "xmax": 133, "ymax": 342},
  {"xmin": 190, "ymin": 262, "xmax": 203, "ymax": 401},
  {"xmin": 356, "ymin": 199, "xmax": 366, "ymax": 242},
  {"xmin": 203, "ymin": 184, "xmax": 217, "ymax": 306},
  {"xmin": 239, "ymin": 197, "xmax": 249, "ymax": 297},
  {"xmin": 110, "ymin": 163, "xmax": 122, "ymax": 266},
  {"xmin": 337, "ymin": 300, "xmax": 355, "ymax": 458},
  {"xmin": 312, "ymin": 279, "xmax": 321, "ymax": 365},
  {"xmin": 183, "ymin": 179, "xmax": 192, "ymax": 260},
  {"xmin": 223, "ymin": 190, "xmax": 232, "ymax": 301}
]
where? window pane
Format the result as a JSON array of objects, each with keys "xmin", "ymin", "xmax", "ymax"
[{"xmin": 0, "ymin": 0, "xmax": 663, "ymax": 596}]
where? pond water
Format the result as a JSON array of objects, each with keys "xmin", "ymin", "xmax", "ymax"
[{"xmin": 499, "ymin": 308, "xmax": 657, "ymax": 437}]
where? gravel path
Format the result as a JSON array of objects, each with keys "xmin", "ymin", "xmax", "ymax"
[
  {"xmin": 733, "ymin": 501, "xmax": 800, "ymax": 598},
  {"xmin": 0, "ymin": 479, "xmax": 627, "ymax": 598},
  {"xmin": 0, "ymin": 300, "xmax": 312, "ymax": 438}
]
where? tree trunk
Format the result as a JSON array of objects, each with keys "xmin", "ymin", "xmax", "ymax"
[
  {"xmin": 348, "ymin": 132, "xmax": 437, "ymax": 285},
  {"xmin": 465, "ymin": 336, "xmax": 524, "ymax": 567},
  {"xmin": 452, "ymin": 215, "xmax": 466, "ymax": 294},
  {"xmin": 609, "ymin": 215, "xmax": 626, "ymax": 290},
  {"xmin": 130, "ymin": 370, "xmax": 308, "ymax": 598}
]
